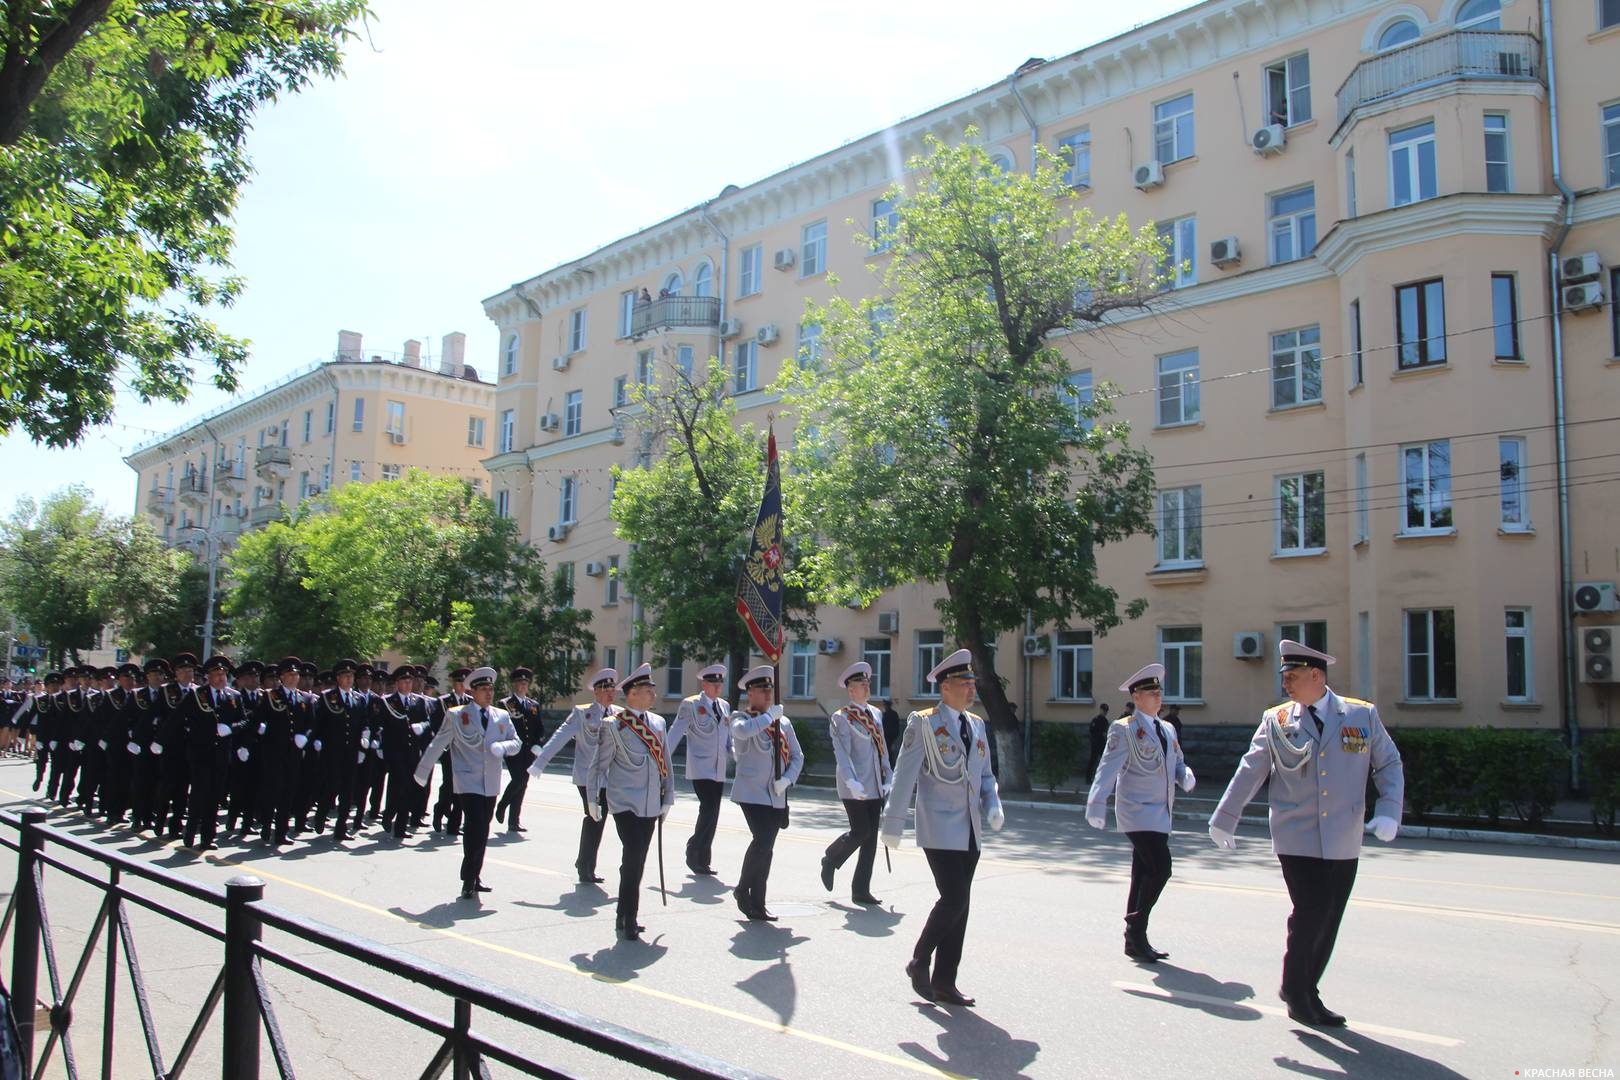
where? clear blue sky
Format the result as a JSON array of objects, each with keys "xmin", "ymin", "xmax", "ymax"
[{"xmin": 0, "ymin": 0, "xmax": 1191, "ymax": 517}]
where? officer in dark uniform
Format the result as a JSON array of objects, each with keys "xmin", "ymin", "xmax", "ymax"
[
  {"xmin": 100, "ymin": 663, "xmax": 142, "ymax": 824},
  {"xmin": 257, "ymin": 657, "xmax": 315, "ymax": 846},
  {"xmin": 51, "ymin": 667, "xmax": 91, "ymax": 808},
  {"xmin": 128, "ymin": 659, "xmax": 170, "ymax": 831},
  {"xmin": 31, "ymin": 671, "xmax": 62, "ymax": 794},
  {"xmin": 356, "ymin": 663, "xmax": 388, "ymax": 824},
  {"xmin": 378, "ymin": 664, "xmax": 431, "ymax": 839},
  {"xmin": 315, "ymin": 658, "xmax": 372, "ymax": 843},
  {"xmin": 495, "ymin": 666, "xmax": 544, "ymax": 834},
  {"xmin": 432, "ymin": 668, "xmax": 472, "ymax": 835},
  {"xmin": 225, "ymin": 660, "xmax": 265, "ymax": 836},
  {"xmin": 185, "ymin": 655, "xmax": 246, "ymax": 851},
  {"xmin": 154, "ymin": 653, "xmax": 200, "ymax": 838}
]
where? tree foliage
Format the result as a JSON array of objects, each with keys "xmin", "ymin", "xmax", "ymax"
[
  {"xmin": 780, "ymin": 133, "xmax": 1165, "ymax": 789},
  {"xmin": 611, "ymin": 358, "xmax": 815, "ymax": 701},
  {"xmin": 0, "ymin": 0, "xmax": 369, "ymax": 445},
  {"xmin": 120, "ymin": 554, "xmax": 212, "ymax": 659}
]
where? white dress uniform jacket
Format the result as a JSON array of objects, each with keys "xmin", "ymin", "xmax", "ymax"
[
  {"xmin": 829, "ymin": 702, "xmax": 893, "ymax": 800},
  {"xmin": 413, "ymin": 702, "xmax": 520, "ymax": 797},
  {"xmin": 729, "ymin": 710, "xmax": 804, "ymax": 809},
  {"xmin": 1211, "ymin": 689, "xmax": 1404, "ymax": 860},
  {"xmin": 666, "ymin": 693, "xmax": 731, "ymax": 781},
  {"xmin": 588, "ymin": 709, "xmax": 675, "ymax": 817},
  {"xmin": 881, "ymin": 704, "xmax": 1002, "ymax": 851},
  {"xmin": 1086, "ymin": 710, "xmax": 1186, "ymax": 834},
  {"xmin": 529, "ymin": 701, "xmax": 610, "ymax": 784}
]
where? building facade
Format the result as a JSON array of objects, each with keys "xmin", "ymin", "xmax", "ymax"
[
  {"xmin": 482, "ymin": 0, "xmax": 1620, "ymax": 743},
  {"xmin": 125, "ymin": 330, "xmax": 495, "ymax": 557}
]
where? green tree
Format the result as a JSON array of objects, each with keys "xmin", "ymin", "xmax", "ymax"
[
  {"xmin": 120, "ymin": 553, "xmax": 211, "ymax": 659},
  {"xmin": 781, "ymin": 134, "xmax": 1165, "ymax": 790},
  {"xmin": 0, "ymin": 0, "xmax": 369, "ymax": 446},
  {"xmin": 611, "ymin": 358, "xmax": 816, "ymax": 702}
]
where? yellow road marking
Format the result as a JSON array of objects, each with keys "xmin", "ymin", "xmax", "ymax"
[{"xmin": 1111, "ymin": 982, "xmax": 1464, "ymax": 1048}]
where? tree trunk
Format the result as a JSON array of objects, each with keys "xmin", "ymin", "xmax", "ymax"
[{"xmin": 961, "ymin": 620, "xmax": 1030, "ymax": 792}]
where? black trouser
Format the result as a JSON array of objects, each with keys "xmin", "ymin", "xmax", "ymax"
[
  {"xmin": 385, "ymin": 765, "xmax": 420, "ymax": 837},
  {"xmin": 1125, "ymin": 830, "xmax": 1172, "ymax": 934},
  {"xmin": 226, "ymin": 758, "xmax": 258, "ymax": 832},
  {"xmin": 32, "ymin": 743, "xmax": 49, "ymax": 790},
  {"xmin": 77, "ymin": 742, "xmax": 105, "ymax": 810},
  {"xmin": 130, "ymin": 750, "xmax": 162, "ymax": 827},
  {"xmin": 824, "ymin": 797, "xmax": 883, "ymax": 896},
  {"xmin": 320, "ymin": 761, "xmax": 363, "ymax": 836},
  {"xmin": 101, "ymin": 747, "xmax": 133, "ymax": 822},
  {"xmin": 1087, "ymin": 743, "xmax": 1104, "ymax": 781},
  {"xmin": 917, "ymin": 841, "xmax": 981, "ymax": 988},
  {"xmin": 495, "ymin": 763, "xmax": 529, "ymax": 829},
  {"xmin": 363, "ymin": 753, "xmax": 386, "ymax": 817},
  {"xmin": 457, "ymin": 794, "xmax": 496, "ymax": 888},
  {"xmin": 257, "ymin": 753, "xmax": 299, "ymax": 842},
  {"xmin": 685, "ymin": 778, "xmax": 724, "ymax": 870},
  {"xmin": 159, "ymin": 753, "xmax": 190, "ymax": 835},
  {"xmin": 434, "ymin": 758, "xmax": 462, "ymax": 832},
  {"xmin": 612, "ymin": 811, "xmax": 657, "ymax": 926},
  {"xmin": 1277, "ymin": 854, "xmax": 1360, "ymax": 999},
  {"xmin": 736, "ymin": 802, "xmax": 787, "ymax": 913},
  {"xmin": 576, "ymin": 785, "xmax": 607, "ymax": 876},
  {"xmin": 50, "ymin": 745, "xmax": 80, "ymax": 805},
  {"xmin": 184, "ymin": 747, "xmax": 227, "ymax": 847}
]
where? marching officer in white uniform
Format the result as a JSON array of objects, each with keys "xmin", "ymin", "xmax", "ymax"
[
  {"xmin": 530, "ymin": 668, "xmax": 617, "ymax": 884},
  {"xmin": 821, "ymin": 660, "xmax": 893, "ymax": 904},
  {"xmin": 1209, "ymin": 640, "xmax": 1404, "ymax": 1027},
  {"xmin": 665, "ymin": 662, "xmax": 731, "ymax": 876},
  {"xmin": 729, "ymin": 665, "xmax": 803, "ymax": 922},
  {"xmin": 586, "ymin": 663, "xmax": 674, "ymax": 941},
  {"xmin": 414, "ymin": 666, "xmax": 522, "ymax": 900},
  {"xmin": 882, "ymin": 649, "xmax": 1003, "ymax": 1007},
  {"xmin": 1086, "ymin": 663, "xmax": 1195, "ymax": 962}
]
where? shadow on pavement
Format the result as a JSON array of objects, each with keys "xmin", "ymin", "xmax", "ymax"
[
  {"xmin": 570, "ymin": 938, "xmax": 670, "ymax": 981},
  {"xmin": 898, "ymin": 1005, "xmax": 1041, "ymax": 1080},
  {"xmin": 826, "ymin": 900, "xmax": 903, "ymax": 938},
  {"xmin": 388, "ymin": 898, "xmax": 497, "ymax": 927},
  {"xmin": 1118, "ymin": 963, "xmax": 1263, "ymax": 1021},
  {"xmin": 735, "ymin": 957, "xmax": 799, "ymax": 1026},
  {"xmin": 1278, "ymin": 1027, "xmax": 1471, "ymax": 1079},
  {"xmin": 513, "ymin": 883, "xmax": 613, "ymax": 919},
  {"xmin": 668, "ymin": 874, "xmax": 731, "ymax": 906}
]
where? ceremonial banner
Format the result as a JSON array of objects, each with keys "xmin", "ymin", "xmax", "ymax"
[{"xmin": 735, "ymin": 426, "xmax": 785, "ymax": 662}]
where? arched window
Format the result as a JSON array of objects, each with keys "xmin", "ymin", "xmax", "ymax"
[
  {"xmin": 502, "ymin": 334, "xmax": 518, "ymax": 376},
  {"xmin": 988, "ymin": 151, "xmax": 1014, "ymax": 173},
  {"xmin": 692, "ymin": 261, "xmax": 713, "ymax": 298},
  {"xmin": 1378, "ymin": 18, "xmax": 1421, "ymax": 50},
  {"xmin": 661, "ymin": 271, "xmax": 683, "ymax": 297},
  {"xmin": 1456, "ymin": 0, "xmax": 1501, "ymax": 29}
]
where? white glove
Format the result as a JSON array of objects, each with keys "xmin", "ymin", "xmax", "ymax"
[
  {"xmin": 215, "ymin": 723, "xmax": 231, "ymax": 738},
  {"xmin": 414, "ymin": 772, "xmax": 428, "ymax": 787},
  {"xmin": 70, "ymin": 740, "xmax": 84, "ymax": 752},
  {"xmin": 411, "ymin": 723, "xmax": 426, "ymax": 736},
  {"xmin": 313, "ymin": 739, "xmax": 322, "ymax": 752},
  {"xmin": 846, "ymin": 779, "xmax": 867, "ymax": 799},
  {"xmin": 488, "ymin": 741, "xmax": 505, "ymax": 758},
  {"xmin": 97, "ymin": 739, "xmax": 108, "ymax": 750},
  {"xmin": 1179, "ymin": 766, "xmax": 1197, "ymax": 794},
  {"xmin": 127, "ymin": 742, "xmax": 142, "ymax": 755},
  {"xmin": 767, "ymin": 704, "xmax": 783, "ymax": 720},
  {"xmin": 586, "ymin": 797, "xmax": 603, "ymax": 822},
  {"xmin": 294, "ymin": 734, "xmax": 308, "ymax": 749},
  {"xmin": 880, "ymin": 781, "xmax": 893, "ymax": 798},
  {"xmin": 257, "ymin": 723, "xmax": 266, "ymax": 735},
  {"xmin": 772, "ymin": 776, "xmax": 790, "ymax": 795},
  {"xmin": 356, "ymin": 751, "xmax": 365, "ymax": 765},
  {"xmin": 376, "ymin": 747, "xmax": 384, "ymax": 760},
  {"xmin": 48, "ymin": 740, "xmax": 57, "ymax": 750},
  {"xmin": 236, "ymin": 747, "xmax": 250, "ymax": 762},
  {"xmin": 360, "ymin": 728, "xmax": 371, "ymax": 743},
  {"xmin": 150, "ymin": 742, "xmax": 162, "ymax": 755},
  {"xmin": 988, "ymin": 805, "xmax": 1005, "ymax": 831},
  {"xmin": 370, "ymin": 739, "xmax": 380, "ymax": 750},
  {"xmin": 528, "ymin": 760, "xmax": 546, "ymax": 779},
  {"xmin": 1087, "ymin": 813, "xmax": 1107, "ymax": 830},
  {"xmin": 881, "ymin": 828, "xmax": 902, "ymax": 851},
  {"xmin": 1209, "ymin": 824, "xmax": 1237, "ymax": 850},
  {"xmin": 530, "ymin": 743, "xmax": 543, "ymax": 757},
  {"xmin": 1368, "ymin": 815, "xmax": 1399, "ymax": 843}
]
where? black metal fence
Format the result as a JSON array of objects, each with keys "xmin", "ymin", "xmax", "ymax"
[{"xmin": 0, "ymin": 808, "xmax": 771, "ymax": 1080}]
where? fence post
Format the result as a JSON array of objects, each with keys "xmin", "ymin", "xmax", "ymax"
[
  {"xmin": 223, "ymin": 876, "xmax": 265, "ymax": 1080},
  {"xmin": 452, "ymin": 997, "xmax": 473, "ymax": 1080},
  {"xmin": 9, "ymin": 808, "xmax": 47, "ymax": 1070}
]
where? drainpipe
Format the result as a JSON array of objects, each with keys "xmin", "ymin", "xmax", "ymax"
[
  {"xmin": 700, "ymin": 199, "xmax": 730, "ymax": 371},
  {"xmin": 325, "ymin": 368, "xmax": 341, "ymax": 497},
  {"xmin": 1540, "ymin": 0, "xmax": 1580, "ymax": 787},
  {"xmin": 1007, "ymin": 63, "xmax": 1041, "ymax": 172}
]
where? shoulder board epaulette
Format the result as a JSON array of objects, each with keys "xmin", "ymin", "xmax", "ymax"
[
  {"xmin": 1340, "ymin": 696, "xmax": 1372, "ymax": 708},
  {"xmin": 916, "ymin": 707, "xmax": 937, "ymax": 720}
]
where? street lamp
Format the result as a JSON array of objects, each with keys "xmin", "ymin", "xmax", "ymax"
[{"xmin": 178, "ymin": 524, "xmax": 221, "ymax": 658}]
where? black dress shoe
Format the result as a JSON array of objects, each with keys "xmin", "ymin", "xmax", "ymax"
[
  {"xmin": 475, "ymin": 880, "xmax": 492, "ymax": 893},
  {"xmin": 510, "ymin": 824, "xmax": 527, "ymax": 833},
  {"xmin": 906, "ymin": 958, "xmax": 937, "ymax": 1002},
  {"xmin": 747, "ymin": 907, "xmax": 778, "ymax": 922},
  {"xmin": 616, "ymin": 918, "xmax": 644, "ymax": 941},
  {"xmin": 932, "ymin": 984, "xmax": 976, "ymax": 1007},
  {"xmin": 852, "ymin": 894, "xmax": 883, "ymax": 905},
  {"xmin": 820, "ymin": 860, "xmax": 834, "ymax": 892},
  {"xmin": 1311, "ymin": 995, "xmax": 1347, "ymax": 1027},
  {"xmin": 579, "ymin": 871, "xmax": 605, "ymax": 885},
  {"xmin": 1280, "ymin": 992, "xmax": 1328, "ymax": 1025},
  {"xmin": 460, "ymin": 886, "xmax": 476, "ymax": 900},
  {"xmin": 1123, "ymin": 939, "xmax": 1160, "ymax": 963}
]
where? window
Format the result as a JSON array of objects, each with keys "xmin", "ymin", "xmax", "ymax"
[
  {"xmin": 1269, "ymin": 186, "xmax": 1317, "ymax": 264},
  {"xmin": 564, "ymin": 390, "xmax": 583, "ymax": 437},
  {"xmin": 733, "ymin": 340, "xmax": 758, "ymax": 394},
  {"xmin": 1058, "ymin": 128, "xmax": 1092, "ymax": 188},
  {"xmin": 605, "ymin": 555, "xmax": 620, "ymax": 605},
  {"xmin": 1264, "ymin": 53, "xmax": 1311, "ymax": 127},
  {"xmin": 1277, "ymin": 620, "xmax": 1329, "ymax": 695},
  {"xmin": 1491, "ymin": 273, "xmax": 1520, "ymax": 360},
  {"xmin": 495, "ymin": 489, "xmax": 509, "ymax": 519},
  {"xmin": 1604, "ymin": 103, "xmax": 1620, "ymax": 187},
  {"xmin": 499, "ymin": 409, "xmax": 514, "ymax": 454},
  {"xmin": 661, "ymin": 271, "xmax": 683, "ymax": 297},
  {"xmin": 386, "ymin": 400, "xmax": 405, "ymax": 436},
  {"xmin": 352, "ymin": 397, "xmax": 365, "ymax": 432},
  {"xmin": 1484, "ymin": 113, "xmax": 1511, "ymax": 193},
  {"xmin": 1156, "ymin": 349, "xmax": 1200, "ymax": 426},
  {"xmin": 676, "ymin": 344, "xmax": 695, "ymax": 379},
  {"xmin": 1389, "ymin": 121, "xmax": 1438, "ymax": 206},
  {"xmin": 1396, "ymin": 278, "xmax": 1447, "ymax": 368},
  {"xmin": 801, "ymin": 220, "xmax": 828, "ymax": 277},
  {"xmin": 618, "ymin": 292, "xmax": 637, "ymax": 339},
  {"xmin": 1354, "ymin": 453, "xmax": 1369, "ymax": 542},
  {"xmin": 1157, "ymin": 216, "xmax": 1197, "ymax": 288},
  {"xmin": 1405, "ymin": 609, "xmax": 1457, "ymax": 700},
  {"xmin": 739, "ymin": 244, "xmax": 763, "ymax": 297},
  {"xmin": 1455, "ymin": 0, "xmax": 1501, "ymax": 29},
  {"xmin": 504, "ymin": 333, "xmax": 520, "ymax": 374},
  {"xmin": 558, "ymin": 475, "xmax": 577, "ymax": 525},
  {"xmin": 1153, "ymin": 93, "xmax": 1195, "ymax": 164},
  {"xmin": 1159, "ymin": 627, "xmax": 1202, "ymax": 701},
  {"xmin": 568, "ymin": 308, "xmax": 587, "ymax": 353},
  {"xmin": 1276, "ymin": 471, "xmax": 1327, "ymax": 554},
  {"xmin": 1271, "ymin": 325, "xmax": 1323, "ymax": 408},
  {"xmin": 349, "ymin": 461, "xmax": 361, "ymax": 482},
  {"xmin": 797, "ymin": 322, "xmax": 822, "ymax": 369},
  {"xmin": 1060, "ymin": 370, "xmax": 1095, "ymax": 433},
  {"xmin": 1349, "ymin": 300, "xmax": 1364, "ymax": 387},
  {"xmin": 602, "ymin": 647, "xmax": 618, "ymax": 674},
  {"xmin": 325, "ymin": 401, "xmax": 335, "ymax": 435},
  {"xmin": 467, "ymin": 416, "xmax": 485, "ymax": 447},
  {"xmin": 1157, "ymin": 486, "xmax": 1203, "ymax": 567},
  {"xmin": 636, "ymin": 349, "xmax": 654, "ymax": 386},
  {"xmin": 1053, "ymin": 630, "xmax": 1094, "ymax": 701},
  {"xmin": 380, "ymin": 464, "xmax": 401, "ymax": 482},
  {"xmin": 1505, "ymin": 608, "xmax": 1532, "ymax": 701},
  {"xmin": 861, "ymin": 638, "xmax": 892, "ymax": 698},
  {"xmin": 1402, "ymin": 439, "xmax": 1454, "ymax": 532},
  {"xmin": 871, "ymin": 197, "xmax": 899, "ymax": 252},
  {"xmin": 556, "ymin": 562, "xmax": 575, "ymax": 608},
  {"xmin": 1345, "ymin": 150, "xmax": 1358, "ymax": 218},
  {"xmin": 788, "ymin": 642, "xmax": 816, "ymax": 699},
  {"xmin": 1499, "ymin": 436, "xmax": 1529, "ymax": 529},
  {"xmin": 692, "ymin": 261, "xmax": 713, "ymax": 298},
  {"xmin": 1604, "ymin": 0, "xmax": 1620, "ymax": 31},
  {"xmin": 302, "ymin": 410, "xmax": 312, "ymax": 443},
  {"xmin": 1378, "ymin": 18, "xmax": 1420, "ymax": 51},
  {"xmin": 915, "ymin": 630, "xmax": 945, "ymax": 695},
  {"xmin": 1613, "ymin": 268, "xmax": 1620, "ymax": 355},
  {"xmin": 613, "ymin": 376, "xmax": 628, "ymax": 408}
]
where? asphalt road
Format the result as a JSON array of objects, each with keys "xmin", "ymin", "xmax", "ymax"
[{"xmin": 0, "ymin": 758, "xmax": 1615, "ymax": 1080}]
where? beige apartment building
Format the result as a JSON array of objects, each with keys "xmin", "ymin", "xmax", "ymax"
[
  {"xmin": 483, "ymin": 0, "xmax": 1620, "ymax": 748},
  {"xmin": 125, "ymin": 330, "xmax": 495, "ymax": 557}
]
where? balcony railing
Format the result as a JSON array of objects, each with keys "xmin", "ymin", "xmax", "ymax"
[
  {"xmin": 213, "ymin": 460, "xmax": 246, "ymax": 491},
  {"xmin": 630, "ymin": 295, "xmax": 721, "ymax": 337},
  {"xmin": 143, "ymin": 486, "xmax": 174, "ymax": 512},
  {"xmin": 177, "ymin": 474, "xmax": 208, "ymax": 504},
  {"xmin": 248, "ymin": 504, "xmax": 282, "ymax": 528},
  {"xmin": 254, "ymin": 445, "xmax": 292, "ymax": 477},
  {"xmin": 1337, "ymin": 30, "xmax": 1541, "ymax": 128}
]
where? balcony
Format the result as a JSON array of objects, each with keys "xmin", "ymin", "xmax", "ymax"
[
  {"xmin": 254, "ymin": 445, "xmax": 292, "ymax": 479},
  {"xmin": 629, "ymin": 295, "xmax": 721, "ymax": 337},
  {"xmin": 213, "ymin": 460, "xmax": 246, "ymax": 494},
  {"xmin": 217, "ymin": 508, "xmax": 246, "ymax": 536},
  {"xmin": 144, "ymin": 486, "xmax": 174, "ymax": 516},
  {"xmin": 248, "ymin": 505, "xmax": 282, "ymax": 529},
  {"xmin": 1337, "ymin": 30, "xmax": 1541, "ymax": 130},
  {"xmin": 177, "ymin": 474, "xmax": 208, "ymax": 507}
]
